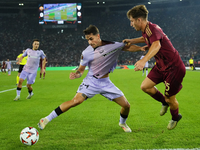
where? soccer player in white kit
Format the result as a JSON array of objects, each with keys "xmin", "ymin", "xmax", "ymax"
[
  {"xmin": 140, "ymin": 52, "xmax": 148, "ymax": 76},
  {"xmin": 14, "ymin": 39, "xmax": 46, "ymax": 101},
  {"xmin": 5, "ymin": 59, "xmax": 12, "ymax": 76},
  {"xmin": 38, "ymin": 25, "xmax": 145, "ymax": 132}
]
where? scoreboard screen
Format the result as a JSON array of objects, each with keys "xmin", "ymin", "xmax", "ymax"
[{"xmin": 39, "ymin": 3, "xmax": 82, "ymax": 28}]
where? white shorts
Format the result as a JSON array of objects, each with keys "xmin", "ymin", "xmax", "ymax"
[
  {"xmin": 144, "ymin": 62, "xmax": 148, "ymax": 68},
  {"xmin": 20, "ymin": 70, "xmax": 36, "ymax": 84},
  {"xmin": 7, "ymin": 67, "xmax": 11, "ymax": 71},
  {"xmin": 77, "ymin": 76, "xmax": 124, "ymax": 100}
]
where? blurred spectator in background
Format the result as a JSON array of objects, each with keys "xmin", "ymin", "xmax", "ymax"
[
  {"xmin": 0, "ymin": 5, "xmax": 200, "ymax": 67},
  {"xmin": 40, "ymin": 57, "xmax": 48, "ymax": 79},
  {"xmin": 1, "ymin": 60, "xmax": 6, "ymax": 73},
  {"xmin": 5, "ymin": 59, "xmax": 13, "ymax": 76},
  {"xmin": 189, "ymin": 57, "xmax": 195, "ymax": 70}
]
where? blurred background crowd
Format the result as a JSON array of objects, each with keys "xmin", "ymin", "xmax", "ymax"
[{"xmin": 1, "ymin": 0, "xmax": 200, "ymax": 67}]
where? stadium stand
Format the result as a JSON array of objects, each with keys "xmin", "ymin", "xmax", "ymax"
[{"xmin": 0, "ymin": 3, "xmax": 200, "ymax": 67}]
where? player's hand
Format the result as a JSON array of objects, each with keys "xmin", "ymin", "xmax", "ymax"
[
  {"xmin": 123, "ymin": 39, "xmax": 133, "ymax": 44},
  {"xmin": 141, "ymin": 45, "xmax": 149, "ymax": 51},
  {"xmin": 16, "ymin": 61, "xmax": 20, "ymax": 65},
  {"xmin": 69, "ymin": 72, "xmax": 77, "ymax": 80},
  {"xmin": 134, "ymin": 60, "xmax": 146, "ymax": 71},
  {"xmin": 124, "ymin": 42, "xmax": 131, "ymax": 49}
]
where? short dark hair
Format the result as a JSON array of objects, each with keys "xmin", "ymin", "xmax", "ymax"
[
  {"xmin": 127, "ymin": 5, "xmax": 148, "ymax": 20},
  {"xmin": 83, "ymin": 25, "xmax": 99, "ymax": 35},
  {"xmin": 32, "ymin": 39, "xmax": 40, "ymax": 44}
]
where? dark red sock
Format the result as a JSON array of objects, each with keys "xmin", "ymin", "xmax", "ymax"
[
  {"xmin": 170, "ymin": 108, "xmax": 179, "ymax": 121},
  {"xmin": 40, "ymin": 73, "xmax": 42, "ymax": 78},
  {"xmin": 151, "ymin": 90, "xmax": 168, "ymax": 105}
]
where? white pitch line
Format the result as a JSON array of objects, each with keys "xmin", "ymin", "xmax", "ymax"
[{"xmin": 0, "ymin": 86, "xmax": 26, "ymax": 94}]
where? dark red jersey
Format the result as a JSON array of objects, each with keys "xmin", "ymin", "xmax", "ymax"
[
  {"xmin": 40, "ymin": 58, "xmax": 47, "ymax": 68},
  {"xmin": 2, "ymin": 61, "xmax": 6, "ymax": 68},
  {"xmin": 142, "ymin": 22, "xmax": 184, "ymax": 71},
  {"xmin": 3, "ymin": 61, "xmax": 6, "ymax": 67}
]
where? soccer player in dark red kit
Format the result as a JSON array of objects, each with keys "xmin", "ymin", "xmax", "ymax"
[
  {"xmin": 40, "ymin": 57, "xmax": 47, "ymax": 79},
  {"xmin": 123, "ymin": 5, "xmax": 186, "ymax": 130},
  {"xmin": 1, "ymin": 60, "xmax": 6, "ymax": 73}
]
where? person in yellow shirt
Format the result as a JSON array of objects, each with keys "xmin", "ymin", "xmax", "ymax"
[
  {"xmin": 189, "ymin": 57, "xmax": 194, "ymax": 70},
  {"xmin": 16, "ymin": 50, "xmax": 28, "ymax": 85}
]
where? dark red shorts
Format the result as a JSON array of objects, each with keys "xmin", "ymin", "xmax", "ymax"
[{"xmin": 147, "ymin": 64, "xmax": 186, "ymax": 97}]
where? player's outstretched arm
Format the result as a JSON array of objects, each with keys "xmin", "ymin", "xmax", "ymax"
[
  {"xmin": 141, "ymin": 45, "xmax": 149, "ymax": 51},
  {"xmin": 123, "ymin": 36, "xmax": 145, "ymax": 44},
  {"xmin": 134, "ymin": 40, "xmax": 161, "ymax": 71},
  {"xmin": 123, "ymin": 44, "xmax": 147, "ymax": 52},
  {"xmin": 141, "ymin": 40, "xmax": 160, "ymax": 63},
  {"xmin": 70, "ymin": 65, "xmax": 86, "ymax": 80}
]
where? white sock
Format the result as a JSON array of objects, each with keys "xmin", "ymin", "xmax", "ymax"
[
  {"xmin": 46, "ymin": 110, "xmax": 58, "ymax": 122},
  {"xmin": 119, "ymin": 116, "xmax": 127, "ymax": 124},
  {"xmin": 146, "ymin": 70, "xmax": 148, "ymax": 76},
  {"xmin": 17, "ymin": 90, "xmax": 21, "ymax": 96}
]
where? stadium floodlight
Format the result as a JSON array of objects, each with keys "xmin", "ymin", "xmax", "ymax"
[
  {"xmin": 19, "ymin": 3, "xmax": 24, "ymax": 6},
  {"xmin": 148, "ymin": 1, "xmax": 151, "ymax": 4},
  {"xmin": 97, "ymin": 2, "xmax": 99, "ymax": 4},
  {"xmin": 103, "ymin": 2, "xmax": 105, "ymax": 4}
]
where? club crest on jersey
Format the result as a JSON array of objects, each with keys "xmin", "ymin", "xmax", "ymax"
[{"xmin": 99, "ymin": 50, "xmax": 104, "ymax": 54}]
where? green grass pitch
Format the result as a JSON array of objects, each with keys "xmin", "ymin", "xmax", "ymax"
[{"xmin": 0, "ymin": 69, "xmax": 199, "ymax": 150}]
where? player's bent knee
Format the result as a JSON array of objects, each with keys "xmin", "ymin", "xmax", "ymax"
[
  {"xmin": 18, "ymin": 80, "xmax": 23, "ymax": 85},
  {"xmin": 127, "ymin": 101, "xmax": 130, "ymax": 107},
  {"xmin": 165, "ymin": 97, "xmax": 178, "ymax": 106},
  {"xmin": 71, "ymin": 98, "xmax": 84, "ymax": 107},
  {"xmin": 140, "ymin": 84, "xmax": 148, "ymax": 92},
  {"xmin": 165, "ymin": 98, "xmax": 170, "ymax": 104},
  {"xmin": 126, "ymin": 104, "xmax": 130, "ymax": 110},
  {"xmin": 26, "ymin": 84, "xmax": 31, "ymax": 88},
  {"xmin": 123, "ymin": 101, "xmax": 130, "ymax": 110}
]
